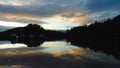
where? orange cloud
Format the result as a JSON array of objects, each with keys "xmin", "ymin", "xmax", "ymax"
[
  {"xmin": 71, "ymin": 16, "xmax": 88, "ymax": 25},
  {"xmin": 51, "ymin": 12, "xmax": 88, "ymax": 25},
  {"xmin": 0, "ymin": 11, "xmax": 88, "ymax": 26},
  {"xmin": 51, "ymin": 48, "xmax": 88, "ymax": 60}
]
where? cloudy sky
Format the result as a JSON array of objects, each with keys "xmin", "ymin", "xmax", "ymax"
[{"xmin": 0, "ymin": 0, "xmax": 120, "ymax": 30}]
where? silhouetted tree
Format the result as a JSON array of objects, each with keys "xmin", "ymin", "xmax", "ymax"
[{"xmin": 67, "ymin": 15, "xmax": 120, "ymax": 58}]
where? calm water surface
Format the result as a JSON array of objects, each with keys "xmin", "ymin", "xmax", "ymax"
[{"xmin": 0, "ymin": 41, "xmax": 119, "ymax": 68}]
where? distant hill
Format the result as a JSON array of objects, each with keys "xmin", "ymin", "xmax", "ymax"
[{"xmin": 0, "ymin": 24, "xmax": 66, "ymax": 41}]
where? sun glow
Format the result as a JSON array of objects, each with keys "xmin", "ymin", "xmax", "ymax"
[
  {"xmin": 41, "ymin": 18, "xmax": 79, "ymax": 30},
  {"xmin": 0, "ymin": 21, "xmax": 27, "ymax": 27}
]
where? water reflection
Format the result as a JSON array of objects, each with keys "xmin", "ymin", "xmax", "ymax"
[
  {"xmin": 0, "ymin": 41, "xmax": 26, "ymax": 49},
  {"xmin": 69, "ymin": 40, "xmax": 120, "ymax": 59},
  {"xmin": 0, "ymin": 41, "xmax": 78, "ymax": 53},
  {"xmin": 7, "ymin": 38, "xmax": 120, "ymax": 59},
  {"xmin": 0, "ymin": 40, "xmax": 120, "ymax": 59},
  {"xmin": 10, "ymin": 35, "xmax": 45, "ymax": 47},
  {"xmin": 0, "ymin": 41, "xmax": 120, "ymax": 68},
  {"xmin": 0, "ymin": 41, "xmax": 118, "ymax": 61}
]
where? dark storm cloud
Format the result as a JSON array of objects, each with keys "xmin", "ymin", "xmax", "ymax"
[
  {"xmin": 85, "ymin": 0, "xmax": 120, "ymax": 12},
  {"xmin": 82, "ymin": 0, "xmax": 120, "ymax": 22},
  {"xmin": 0, "ymin": 1, "xmax": 66, "ymax": 17},
  {"xmin": 0, "ymin": 0, "xmax": 84, "ymax": 17}
]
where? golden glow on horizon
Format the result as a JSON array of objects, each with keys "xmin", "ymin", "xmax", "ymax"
[
  {"xmin": 0, "ymin": 10, "xmax": 86, "ymax": 30},
  {"xmin": 41, "ymin": 17, "xmax": 79, "ymax": 30},
  {"xmin": 0, "ymin": 0, "xmax": 28, "ymax": 6},
  {"xmin": 41, "ymin": 24, "xmax": 67, "ymax": 30},
  {"xmin": 51, "ymin": 12, "xmax": 88, "ymax": 25},
  {"xmin": 0, "ymin": 21, "xmax": 27, "ymax": 27},
  {"xmin": 12, "ymin": 2, "xmax": 26, "ymax": 6},
  {"xmin": 0, "ymin": 1, "xmax": 9, "ymax": 5}
]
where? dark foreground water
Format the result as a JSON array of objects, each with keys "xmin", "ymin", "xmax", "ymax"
[{"xmin": 0, "ymin": 41, "xmax": 120, "ymax": 68}]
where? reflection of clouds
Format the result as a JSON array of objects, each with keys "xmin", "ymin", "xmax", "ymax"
[
  {"xmin": 0, "ymin": 65, "xmax": 28, "ymax": 68},
  {"xmin": 0, "ymin": 47, "xmax": 120, "ymax": 68},
  {"xmin": 3, "ymin": 52, "xmax": 17, "ymax": 56},
  {"xmin": 0, "ymin": 44, "xmax": 26, "ymax": 49},
  {"xmin": 0, "ymin": 47, "xmax": 46, "ymax": 56},
  {"xmin": 41, "ymin": 41, "xmax": 79, "ymax": 53},
  {"xmin": 0, "ymin": 41, "xmax": 27, "ymax": 49},
  {"xmin": 51, "ymin": 48, "xmax": 87, "ymax": 60},
  {"xmin": 0, "ymin": 41, "xmax": 120, "ymax": 68},
  {"xmin": 51, "ymin": 48, "xmax": 118, "ymax": 63},
  {"xmin": 0, "ymin": 45, "xmax": 118, "ymax": 63}
]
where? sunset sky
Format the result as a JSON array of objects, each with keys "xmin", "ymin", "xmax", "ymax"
[{"xmin": 0, "ymin": 0, "xmax": 120, "ymax": 30}]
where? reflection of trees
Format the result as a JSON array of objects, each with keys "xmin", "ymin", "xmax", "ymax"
[
  {"xmin": 11, "ymin": 38, "xmax": 45, "ymax": 47},
  {"xmin": 10, "ymin": 24, "xmax": 46, "ymax": 47},
  {"xmin": 10, "ymin": 24, "xmax": 66, "ymax": 47},
  {"xmin": 67, "ymin": 15, "xmax": 120, "ymax": 59},
  {"xmin": 20, "ymin": 40, "xmax": 45, "ymax": 47}
]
